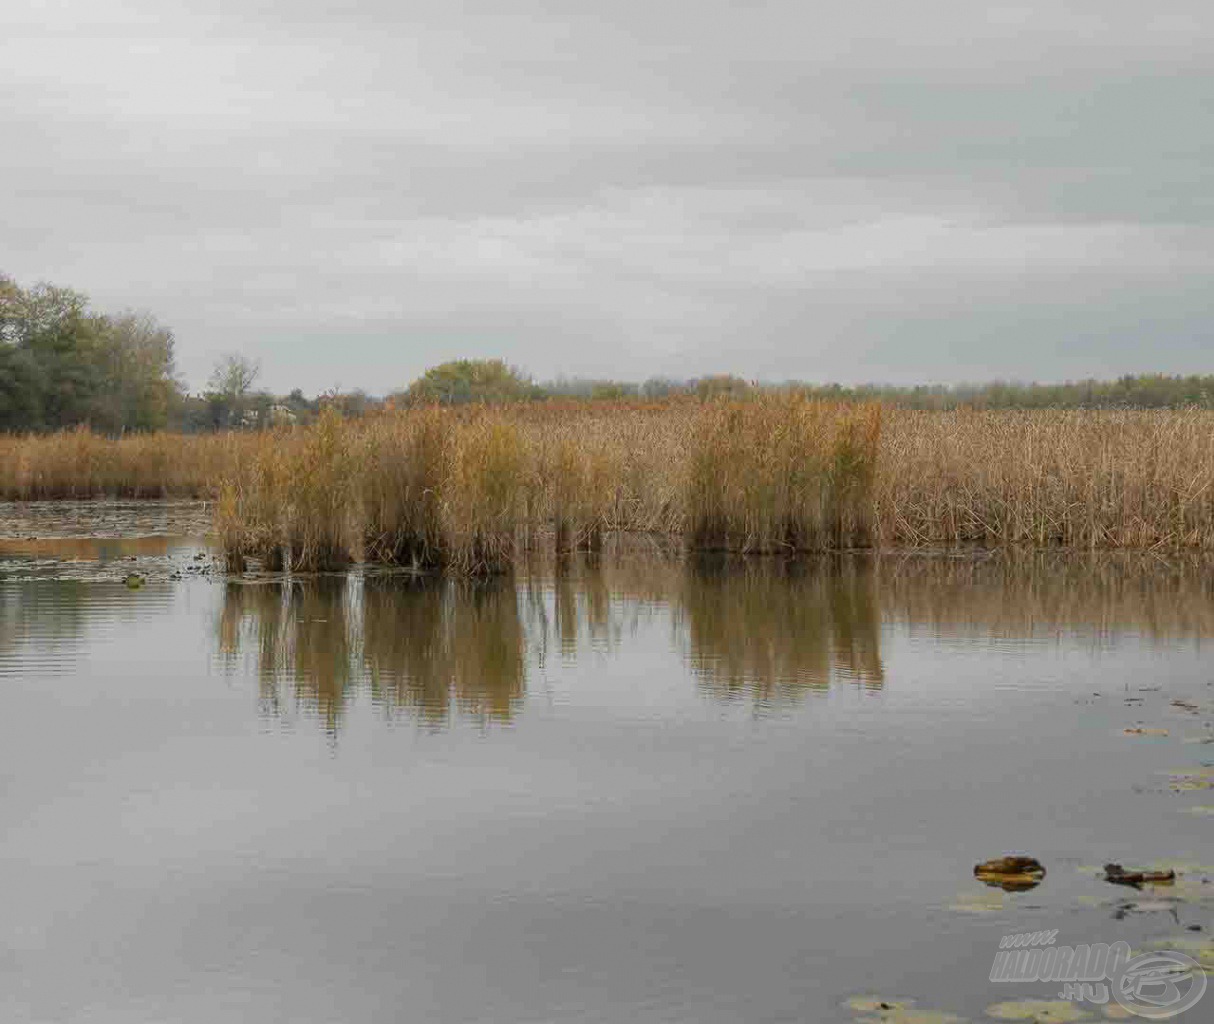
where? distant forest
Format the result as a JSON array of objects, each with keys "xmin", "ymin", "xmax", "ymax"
[{"xmin": 3, "ymin": 272, "xmax": 1212, "ymax": 434}]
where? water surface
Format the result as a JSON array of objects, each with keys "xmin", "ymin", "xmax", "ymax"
[{"xmin": 1, "ymin": 512, "xmax": 1211, "ymax": 1023}]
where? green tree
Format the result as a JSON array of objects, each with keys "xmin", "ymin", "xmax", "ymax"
[
  {"xmin": 0, "ymin": 275, "xmax": 182, "ymax": 433},
  {"xmin": 17, "ymin": 282, "xmax": 106, "ymax": 427},
  {"xmin": 695, "ymin": 374, "xmax": 751, "ymax": 400},
  {"xmin": 91, "ymin": 313, "xmax": 180, "ymax": 433},
  {"xmin": 402, "ymin": 359, "xmax": 542, "ymax": 405}
]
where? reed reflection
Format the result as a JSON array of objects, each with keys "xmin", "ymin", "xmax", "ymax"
[
  {"xmin": 213, "ymin": 549, "xmax": 1214, "ymax": 734},
  {"xmin": 217, "ymin": 577, "xmax": 354, "ymax": 732},
  {"xmin": 678, "ymin": 556, "xmax": 885, "ymax": 703},
  {"xmin": 362, "ymin": 575, "xmax": 525, "ymax": 726},
  {"xmin": 217, "ymin": 574, "xmax": 525, "ymax": 731},
  {"xmin": 878, "ymin": 551, "xmax": 1214, "ymax": 641},
  {"xmin": 521, "ymin": 551, "xmax": 681, "ymax": 668}
]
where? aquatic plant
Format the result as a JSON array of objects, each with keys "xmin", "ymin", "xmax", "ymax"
[
  {"xmin": 686, "ymin": 395, "xmax": 880, "ymax": 551},
  {"xmin": 9, "ymin": 402, "xmax": 1214, "ymax": 573}
]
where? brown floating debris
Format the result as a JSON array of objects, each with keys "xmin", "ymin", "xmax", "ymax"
[
  {"xmin": 1123, "ymin": 727, "xmax": 1169, "ymax": 736},
  {"xmin": 975, "ymin": 855, "xmax": 1046, "ymax": 891},
  {"xmin": 1103, "ymin": 863, "xmax": 1176, "ymax": 888}
]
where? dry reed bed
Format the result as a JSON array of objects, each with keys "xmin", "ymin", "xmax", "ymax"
[
  {"xmin": 214, "ymin": 398, "xmax": 882, "ymax": 572},
  {"xmin": 0, "ymin": 429, "xmax": 248, "ymax": 499},
  {"xmin": 878, "ymin": 409, "xmax": 1214, "ymax": 548},
  {"xmin": 6, "ymin": 404, "xmax": 1214, "ymax": 570}
]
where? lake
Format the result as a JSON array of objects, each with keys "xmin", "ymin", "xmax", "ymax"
[{"xmin": 1, "ymin": 502, "xmax": 1211, "ymax": 1023}]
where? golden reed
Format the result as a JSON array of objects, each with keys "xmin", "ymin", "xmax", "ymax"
[{"xmin": 6, "ymin": 402, "xmax": 1214, "ymax": 571}]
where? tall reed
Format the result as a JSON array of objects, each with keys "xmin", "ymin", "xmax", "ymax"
[
  {"xmin": 0, "ymin": 428, "xmax": 244, "ymax": 499},
  {"xmin": 443, "ymin": 416, "xmax": 527, "ymax": 574},
  {"xmin": 874, "ymin": 409, "xmax": 1214, "ymax": 549},
  {"xmin": 361, "ymin": 407, "xmax": 447, "ymax": 567},
  {"xmin": 11, "ymin": 402, "xmax": 1214, "ymax": 572},
  {"xmin": 686, "ymin": 395, "xmax": 880, "ymax": 551}
]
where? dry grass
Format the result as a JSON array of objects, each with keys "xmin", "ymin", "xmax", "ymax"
[
  {"xmin": 211, "ymin": 395, "xmax": 881, "ymax": 573},
  {"xmin": 8, "ymin": 403, "xmax": 1214, "ymax": 571},
  {"xmin": 876, "ymin": 408, "xmax": 1214, "ymax": 548},
  {"xmin": 686, "ymin": 397, "xmax": 880, "ymax": 551},
  {"xmin": 0, "ymin": 428, "xmax": 243, "ymax": 499}
]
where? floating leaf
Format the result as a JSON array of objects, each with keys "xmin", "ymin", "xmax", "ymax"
[
  {"xmin": 985, "ymin": 1000, "xmax": 1091, "ymax": 1022},
  {"xmin": 1144, "ymin": 860, "xmax": 1214, "ymax": 874},
  {"xmin": 948, "ymin": 887, "xmax": 1005, "ymax": 913},
  {"xmin": 845, "ymin": 996, "xmax": 965, "ymax": 1023},
  {"xmin": 848, "ymin": 997, "xmax": 916, "ymax": 1014},
  {"xmin": 1134, "ymin": 937, "xmax": 1214, "ymax": 973},
  {"xmin": 1123, "ymin": 727, "xmax": 1169, "ymax": 737},
  {"xmin": 1163, "ymin": 767, "xmax": 1214, "ymax": 792}
]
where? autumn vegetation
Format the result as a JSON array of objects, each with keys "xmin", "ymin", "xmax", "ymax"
[
  {"xmin": 6, "ymin": 274, "xmax": 1214, "ymax": 571},
  {"xmin": 205, "ymin": 399, "xmax": 1214, "ymax": 573},
  {"xmin": 5, "ymin": 388, "xmax": 1214, "ymax": 573}
]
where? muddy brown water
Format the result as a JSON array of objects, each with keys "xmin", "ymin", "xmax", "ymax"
[{"xmin": 1, "ymin": 502, "xmax": 1211, "ymax": 1023}]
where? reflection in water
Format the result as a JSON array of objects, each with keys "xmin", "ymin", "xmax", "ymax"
[
  {"xmin": 879, "ymin": 551, "xmax": 1214, "ymax": 641},
  {"xmin": 211, "ymin": 550, "xmax": 1214, "ymax": 731},
  {"xmin": 678, "ymin": 556, "xmax": 884, "ymax": 702},
  {"xmin": 215, "ymin": 555, "xmax": 887, "ymax": 729},
  {"xmin": 218, "ymin": 575, "xmax": 525, "ymax": 731},
  {"xmin": 0, "ymin": 535, "xmax": 176, "ymax": 560},
  {"xmin": 0, "ymin": 547, "xmax": 1163, "ymax": 732},
  {"xmin": 0, "ymin": 581, "xmax": 93, "ymax": 665},
  {"xmin": 218, "ymin": 580, "xmax": 350, "ymax": 730},
  {"xmin": 363, "ymin": 576, "xmax": 525, "ymax": 726}
]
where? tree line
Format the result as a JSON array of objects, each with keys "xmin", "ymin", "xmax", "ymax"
[
  {"xmin": 2, "ymin": 272, "xmax": 1212, "ymax": 434},
  {"xmin": 0, "ymin": 275, "xmax": 376, "ymax": 433},
  {"xmin": 0, "ymin": 275, "xmax": 177, "ymax": 432}
]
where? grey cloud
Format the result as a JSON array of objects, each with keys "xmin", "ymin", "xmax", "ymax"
[{"xmin": 2, "ymin": 0, "xmax": 1211, "ymax": 392}]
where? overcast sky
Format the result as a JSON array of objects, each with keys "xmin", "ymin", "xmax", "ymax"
[{"xmin": 3, "ymin": 1, "xmax": 1211, "ymax": 393}]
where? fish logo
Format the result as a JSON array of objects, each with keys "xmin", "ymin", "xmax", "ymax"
[{"xmin": 1112, "ymin": 951, "xmax": 1207, "ymax": 1019}]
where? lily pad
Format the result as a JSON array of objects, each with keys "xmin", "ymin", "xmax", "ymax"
[
  {"xmin": 948, "ymin": 887, "xmax": 1005, "ymax": 913},
  {"xmin": 985, "ymin": 1000, "xmax": 1091, "ymax": 1022},
  {"xmin": 848, "ymin": 997, "xmax": 915, "ymax": 1014},
  {"xmin": 845, "ymin": 996, "xmax": 965, "ymax": 1023},
  {"xmin": 1134, "ymin": 936, "xmax": 1214, "ymax": 974}
]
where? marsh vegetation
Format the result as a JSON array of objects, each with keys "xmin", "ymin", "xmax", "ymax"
[{"xmin": 6, "ymin": 399, "xmax": 1214, "ymax": 572}]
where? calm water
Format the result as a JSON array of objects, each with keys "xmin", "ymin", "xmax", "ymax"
[{"xmin": 1, "ymin": 504, "xmax": 1212, "ymax": 1023}]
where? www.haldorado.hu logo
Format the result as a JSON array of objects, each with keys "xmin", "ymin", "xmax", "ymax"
[{"xmin": 989, "ymin": 932, "xmax": 1207, "ymax": 1019}]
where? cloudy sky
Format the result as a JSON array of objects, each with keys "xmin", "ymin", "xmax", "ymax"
[{"xmin": 3, "ymin": 1, "xmax": 1211, "ymax": 393}]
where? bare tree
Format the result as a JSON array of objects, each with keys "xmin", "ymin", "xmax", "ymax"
[
  {"xmin": 208, "ymin": 353, "xmax": 260, "ymax": 399},
  {"xmin": 207, "ymin": 353, "xmax": 261, "ymax": 428}
]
